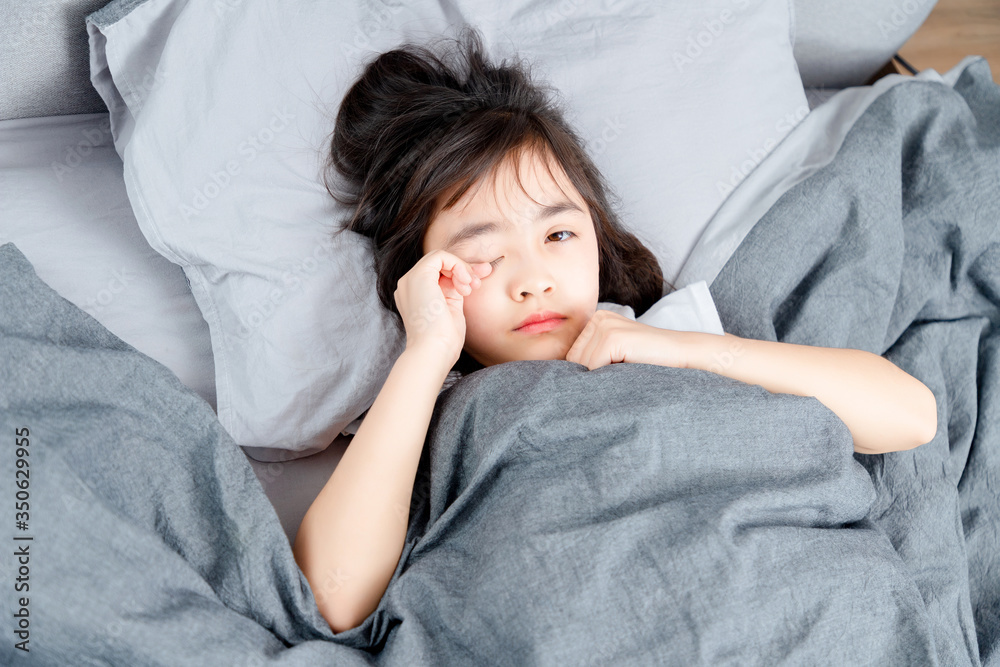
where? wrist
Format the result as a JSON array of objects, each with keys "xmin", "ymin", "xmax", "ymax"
[
  {"xmin": 684, "ymin": 332, "xmax": 747, "ymax": 374},
  {"xmin": 399, "ymin": 344, "xmax": 458, "ymax": 383}
]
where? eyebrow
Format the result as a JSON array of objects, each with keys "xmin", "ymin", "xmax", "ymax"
[{"xmin": 443, "ymin": 201, "xmax": 583, "ymax": 251}]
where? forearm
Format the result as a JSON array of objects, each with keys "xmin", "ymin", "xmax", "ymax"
[
  {"xmin": 293, "ymin": 348, "xmax": 450, "ymax": 633},
  {"xmin": 683, "ymin": 332, "xmax": 937, "ymax": 454}
]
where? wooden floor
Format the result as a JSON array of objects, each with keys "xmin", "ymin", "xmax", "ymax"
[{"xmin": 897, "ymin": 0, "xmax": 1000, "ymax": 82}]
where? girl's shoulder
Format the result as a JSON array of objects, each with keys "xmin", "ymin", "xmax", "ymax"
[
  {"xmin": 598, "ymin": 283, "xmax": 725, "ymax": 336},
  {"xmin": 596, "ymin": 302, "xmax": 636, "ymax": 320}
]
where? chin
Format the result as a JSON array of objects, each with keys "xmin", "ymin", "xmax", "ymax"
[
  {"xmin": 470, "ymin": 331, "xmax": 574, "ymax": 366},
  {"xmin": 516, "ymin": 341, "xmax": 573, "ymax": 363}
]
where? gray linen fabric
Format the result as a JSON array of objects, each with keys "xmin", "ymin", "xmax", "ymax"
[{"xmin": 1, "ymin": 57, "xmax": 998, "ymax": 667}]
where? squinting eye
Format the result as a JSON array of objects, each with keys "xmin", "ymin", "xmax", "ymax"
[
  {"xmin": 476, "ymin": 231, "xmax": 575, "ymax": 274},
  {"xmin": 470, "ymin": 257, "xmax": 502, "ymax": 275}
]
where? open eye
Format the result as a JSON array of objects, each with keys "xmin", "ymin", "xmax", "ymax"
[
  {"xmin": 476, "ymin": 231, "xmax": 576, "ymax": 275},
  {"xmin": 548, "ymin": 230, "xmax": 576, "ymax": 242}
]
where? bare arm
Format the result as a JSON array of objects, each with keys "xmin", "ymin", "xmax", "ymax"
[
  {"xmin": 682, "ymin": 332, "xmax": 938, "ymax": 454},
  {"xmin": 293, "ymin": 347, "xmax": 451, "ymax": 633}
]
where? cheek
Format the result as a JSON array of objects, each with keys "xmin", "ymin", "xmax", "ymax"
[
  {"xmin": 462, "ymin": 290, "xmax": 493, "ymax": 337},
  {"xmin": 578, "ymin": 242, "xmax": 601, "ymax": 295},
  {"xmin": 589, "ymin": 242, "xmax": 601, "ymax": 294},
  {"xmin": 467, "ymin": 288, "xmax": 510, "ymax": 346}
]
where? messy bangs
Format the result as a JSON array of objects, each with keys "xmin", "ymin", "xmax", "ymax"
[{"xmin": 415, "ymin": 131, "xmax": 582, "ymax": 243}]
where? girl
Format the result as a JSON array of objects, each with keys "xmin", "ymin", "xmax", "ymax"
[{"xmin": 293, "ymin": 27, "xmax": 938, "ymax": 635}]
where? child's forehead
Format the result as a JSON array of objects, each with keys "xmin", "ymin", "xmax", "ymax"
[{"xmin": 445, "ymin": 146, "xmax": 579, "ymax": 215}]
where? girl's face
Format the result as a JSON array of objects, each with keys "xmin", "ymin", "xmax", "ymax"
[{"xmin": 422, "ymin": 148, "xmax": 600, "ymax": 367}]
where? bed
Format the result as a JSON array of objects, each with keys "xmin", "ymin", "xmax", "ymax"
[{"xmin": 2, "ymin": 0, "xmax": 998, "ymax": 664}]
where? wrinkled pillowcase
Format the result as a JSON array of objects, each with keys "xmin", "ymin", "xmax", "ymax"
[{"xmin": 86, "ymin": 0, "xmax": 808, "ymax": 461}]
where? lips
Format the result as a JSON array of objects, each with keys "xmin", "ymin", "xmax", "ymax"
[{"xmin": 514, "ymin": 310, "xmax": 566, "ymax": 332}]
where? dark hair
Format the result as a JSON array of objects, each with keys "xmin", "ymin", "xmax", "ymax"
[{"xmin": 323, "ymin": 26, "xmax": 672, "ymax": 372}]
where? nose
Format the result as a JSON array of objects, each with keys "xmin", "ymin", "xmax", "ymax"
[{"xmin": 513, "ymin": 258, "xmax": 556, "ymax": 300}]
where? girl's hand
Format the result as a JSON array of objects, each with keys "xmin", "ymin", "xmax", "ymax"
[
  {"xmin": 565, "ymin": 309, "xmax": 693, "ymax": 370},
  {"xmin": 394, "ymin": 249, "xmax": 493, "ymax": 365}
]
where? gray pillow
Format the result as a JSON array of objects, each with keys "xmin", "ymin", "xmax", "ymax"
[
  {"xmin": 2, "ymin": 0, "xmax": 939, "ymax": 122},
  {"xmin": 0, "ymin": 0, "xmax": 110, "ymax": 121},
  {"xmin": 83, "ymin": 0, "xmax": 809, "ymax": 461},
  {"xmin": 792, "ymin": 0, "xmax": 938, "ymax": 88}
]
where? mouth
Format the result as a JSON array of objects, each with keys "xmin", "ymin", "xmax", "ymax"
[{"xmin": 514, "ymin": 311, "xmax": 567, "ymax": 334}]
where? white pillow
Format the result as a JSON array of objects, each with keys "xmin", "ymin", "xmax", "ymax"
[
  {"xmin": 86, "ymin": 0, "xmax": 808, "ymax": 461},
  {"xmin": 676, "ymin": 58, "xmax": 980, "ymax": 291},
  {"xmin": 792, "ymin": 0, "xmax": 938, "ymax": 88}
]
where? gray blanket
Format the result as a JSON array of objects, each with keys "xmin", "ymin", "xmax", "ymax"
[{"xmin": 2, "ymin": 60, "xmax": 998, "ymax": 666}]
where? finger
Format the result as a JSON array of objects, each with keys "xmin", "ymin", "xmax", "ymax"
[
  {"xmin": 449, "ymin": 253, "xmax": 489, "ymax": 284},
  {"xmin": 451, "ymin": 259, "xmax": 482, "ymax": 291},
  {"xmin": 471, "ymin": 261, "xmax": 492, "ymax": 279},
  {"xmin": 436, "ymin": 251, "xmax": 479, "ymax": 287},
  {"xmin": 567, "ymin": 316, "xmax": 597, "ymax": 367},
  {"xmin": 579, "ymin": 320, "xmax": 611, "ymax": 370},
  {"xmin": 426, "ymin": 251, "xmax": 468, "ymax": 293},
  {"xmin": 438, "ymin": 271, "xmax": 466, "ymax": 299},
  {"xmin": 579, "ymin": 337, "xmax": 603, "ymax": 370},
  {"xmin": 470, "ymin": 268, "xmax": 483, "ymax": 286},
  {"xmin": 565, "ymin": 322, "xmax": 589, "ymax": 365},
  {"xmin": 465, "ymin": 263, "xmax": 487, "ymax": 291},
  {"xmin": 442, "ymin": 265, "xmax": 471, "ymax": 283}
]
